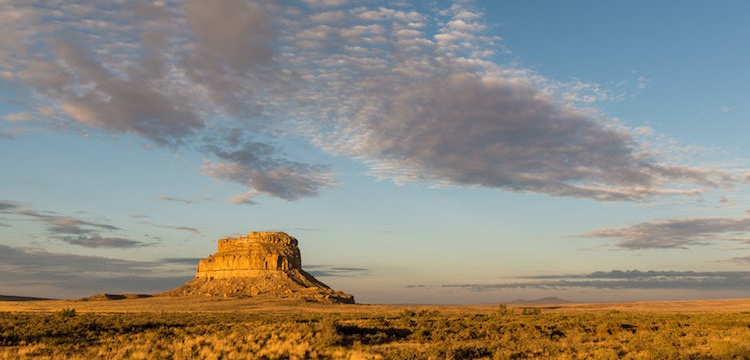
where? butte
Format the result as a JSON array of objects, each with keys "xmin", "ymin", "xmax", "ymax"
[{"xmin": 164, "ymin": 231, "xmax": 355, "ymax": 304}]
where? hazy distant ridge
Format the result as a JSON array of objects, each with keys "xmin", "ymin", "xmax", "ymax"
[
  {"xmin": 508, "ymin": 297, "xmax": 571, "ymax": 305},
  {"xmin": 0, "ymin": 294, "xmax": 53, "ymax": 301}
]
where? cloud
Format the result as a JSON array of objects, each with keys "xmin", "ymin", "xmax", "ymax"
[
  {"xmin": 170, "ymin": 226, "xmax": 200, "ymax": 233},
  {"xmin": 32, "ymin": 38, "xmax": 204, "ymax": 146},
  {"xmin": 58, "ymin": 235, "xmax": 148, "ymax": 249},
  {"xmin": 0, "ymin": 200, "xmax": 148, "ymax": 249},
  {"xmin": 580, "ymin": 212, "xmax": 750, "ymax": 249},
  {"xmin": 727, "ymin": 256, "xmax": 750, "ymax": 264},
  {"xmin": 0, "ymin": 200, "xmax": 21, "ymax": 211},
  {"xmin": 333, "ymin": 73, "xmax": 729, "ymax": 201},
  {"xmin": 137, "ymin": 218, "xmax": 201, "ymax": 234},
  {"xmin": 181, "ymin": 0, "xmax": 282, "ymax": 118},
  {"xmin": 442, "ymin": 270, "xmax": 750, "ymax": 292},
  {"xmin": 201, "ymin": 140, "xmax": 336, "ymax": 201},
  {"xmin": 1, "ymin": 1, "xmax": 742, "ymax": 202},
  {"xmin": 159, "ymin": 257, "xmax": 202, "ymax": 266},
  {"xmin": 301, "ymin": 0, "xmax": 348, "ymax": 8},
  {"xmin": 1, "ymin": 0, "xmax": 327, "ymax": 202},
  {"xmin": 0, "ymin": 244, "xmax": 191, "ymax": 298},
  {"xmin": 292, "ymin": 2, "xmax": 738, "ymax": 202},
  {"xmin": 304, "ymin": 265, "xmax": 369, "ymax": 277},
  {"xmin": 158, "ymin": 196, "xmax": 197, "ymax": 204}
]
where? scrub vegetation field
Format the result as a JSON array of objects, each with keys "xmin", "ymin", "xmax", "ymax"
[{"xmin": 2, "ymin": 297, "xmax": 750, "ymax": 359}]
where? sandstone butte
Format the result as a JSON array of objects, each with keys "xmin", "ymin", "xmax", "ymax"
[{"xmin": 163, "ymin": 231, "xmax": 355, "ymax": 304}]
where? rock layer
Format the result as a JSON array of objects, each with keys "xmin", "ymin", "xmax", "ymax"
[
  {"xmin": 196, "ymin": 232, "xmax": 302, "ymax": 279},
  {"xmin": 164, "ymin": 232, "xmax": 355, "ymax": 304}
]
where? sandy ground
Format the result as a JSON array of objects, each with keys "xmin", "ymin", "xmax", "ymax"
[{"xmin": 2, "ymin": 295, "xmax": 750, "ymax": 314}]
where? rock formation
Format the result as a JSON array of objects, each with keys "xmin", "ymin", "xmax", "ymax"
[{"xmin": 164, "ymin": 232, "xmax": 355, "ymax": 304}]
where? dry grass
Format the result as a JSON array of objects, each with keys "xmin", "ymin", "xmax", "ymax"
[{"xmin": 2, "ymin": 297, "xmax": 750, "ymax": 359}]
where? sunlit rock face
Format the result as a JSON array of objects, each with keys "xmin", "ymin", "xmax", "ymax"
[
  {"xmin": 165, "ymin": 232, "xmax": 355, "ymax": 304},
  {"xmin": 196, "ymin": 232, "xmax": 303, "ymax": 279}
]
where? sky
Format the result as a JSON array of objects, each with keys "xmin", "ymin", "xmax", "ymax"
[{"xmin": 2, "ymin": 0, "xmax": 750, "ymax": 304}]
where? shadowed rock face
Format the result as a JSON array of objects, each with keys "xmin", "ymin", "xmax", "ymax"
[{"xmin": 164, "ymin": 232, "xmax": 355, "ymax": 304}]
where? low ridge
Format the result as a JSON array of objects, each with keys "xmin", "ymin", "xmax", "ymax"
[{"xmin": 163, "ymin": 232, "xmax": 354, "ymax": 304}]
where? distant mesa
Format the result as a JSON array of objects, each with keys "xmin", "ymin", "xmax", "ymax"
[{"xmin": 163, "ymin": 231, "xmax": 355, "ymax": 304}]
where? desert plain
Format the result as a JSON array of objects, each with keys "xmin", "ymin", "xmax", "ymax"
[
  {"xmin": 2, "ymin": 295, "xmax": 750, "ymax": 359},
  {"xmin": 2, "ymin": 233, "xmax": 750, "ymax": 359}
]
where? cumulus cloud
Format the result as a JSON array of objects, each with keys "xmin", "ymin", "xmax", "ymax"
[
  {"xmin": 580, "ymin": 212, "xmax": 750, "ymax": 249},
  {"xmin": 442, "ymin": 270, "xmax": 750, "ymax": 291},
  {"xmin": 0, "ymin": 0, "xmax": 742, "ymax": 202}
]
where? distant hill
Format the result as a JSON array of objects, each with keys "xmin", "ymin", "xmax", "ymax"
[
  {"xmin": 77, "ymin": 293, "xmax": 153, "ymax": 301},
  {"xmin": 0, "ymin": 295, "xmax": 53, "ymax": 301},
  {"xmin": 509, "ymin": 297, "xmax": 572, "ymax": 305}
]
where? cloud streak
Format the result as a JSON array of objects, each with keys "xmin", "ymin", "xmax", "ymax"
[
  {"xmin": 157, "ymin": 196, "xmax": 198, "ymax": 205},
  {"xmin": 0, "ymin": 244, "xmax": 191, "ymax": 298},
  {"xmin": 442, "ymin": 270, "xmax": 750, "ymax": 292},
  {"xmin": 304, "ymin": 265, "xmax": 369, "ymax": 277},
  {"xmin": 580, "ymin": 212, "xmax": 750, "ymax": 249},
  {"xmin": 0, "ymin": 200, "xmax": 148, "ymax": 248}
]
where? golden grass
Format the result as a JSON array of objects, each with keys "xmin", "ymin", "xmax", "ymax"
[{"xmin": 1, "ymin": 297, "xmax": 750, "ymax": 359}]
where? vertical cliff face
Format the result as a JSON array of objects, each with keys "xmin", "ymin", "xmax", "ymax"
[
  {"xmin": 196, "ymin": 232, "xmax": 303, "ymax": 279},
  {"xmin": 164, "ymin": 231, "xmax": 355, "ymax": 304}
]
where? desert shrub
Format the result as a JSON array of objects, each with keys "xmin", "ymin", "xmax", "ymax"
[
  {"xmin": 56, "ymin": 308, "xmax": 76, "ymax": 319},
  {"xmin": 399, "ymin": 309, "xmax": 416, "ymax": 320},
  {"xmin": 3, "ymin": 306, "xmax": 750, "ymax": 359},
  {"xmin": 316, "ymin": 316, "xmax": 343, "ymax": 347},
  {"xmin": 448, "ymin": 344, "xmax": 492, "ymax": 359},
  {"xmin": 521, "ymin": 307, "xmax": 541, "ymax": 316},
  {"xmin": 495, "ymin": 304, "xmax": 512, "ymax": 316}
]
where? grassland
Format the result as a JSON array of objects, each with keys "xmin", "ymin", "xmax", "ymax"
[{"xmin": 2, "ymin": 296, "xmax": 750, "ymax": 359}]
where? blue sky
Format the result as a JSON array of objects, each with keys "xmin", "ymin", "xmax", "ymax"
[{"xmin": 2, "ymin": 0, "xmax": 750, "ymax": 304}]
